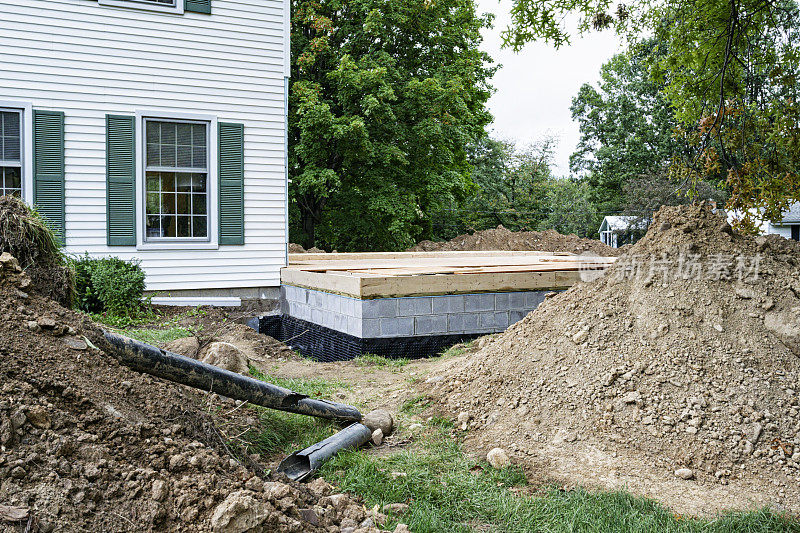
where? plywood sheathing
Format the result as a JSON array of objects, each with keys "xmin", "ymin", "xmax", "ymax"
[{"xmin": 282, "ymin": 251, "xmax": 615, "ymax": 299}]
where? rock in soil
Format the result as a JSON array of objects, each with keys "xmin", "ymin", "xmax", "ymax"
[
  {"xmin": 487, "ymin": 447, "xmax": 511, "ymax": 469},
  {"xmin": 362, "ymin": 409, "xmax": 394, "ymax": 436}
]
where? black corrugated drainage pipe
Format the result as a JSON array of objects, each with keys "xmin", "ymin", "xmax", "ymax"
[
  {"xmin": 102, "ymin": 330, "xmax": 362, "ymax": 422},
  {"xmin": 277, "ymin": 423, "xmax": 373, "ymax": 482}
]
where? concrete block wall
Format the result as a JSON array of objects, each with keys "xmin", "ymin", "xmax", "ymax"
[{"xmin": 281, "ymin": 285, "xmax": 549, "ymax": 339}]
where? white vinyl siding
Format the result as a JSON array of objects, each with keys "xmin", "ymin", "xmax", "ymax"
[{"xmin": 0, "ymin": 0, "xmax": 288, "ymax": 290}]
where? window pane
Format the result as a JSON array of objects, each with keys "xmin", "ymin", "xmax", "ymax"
[
  {"xmin": 176, "ymin": 173, "xmax": 192, "ymax": 193},
  {"xmin": 146, "ymin": 192, "xmax": 160, "ymax": 214},
  {"xmin": 1, "ymin": 111, "xmax": 21, "ymax": 162},
  {"xmin": 164, "ymin": 216, "xmax": 177, "ymax": 237},
  {"xmin": 192, "ymin": 193, "xmax": 206, "ymax": 215},
  {"xmin": 193, "ymin": 216, "xmax": 207, "ymax": 237},
  {"xmin": 192, "ymin": 143, "xmax": 206, "ymax": 168},
  {"xmin": 146, "ymin": 172, "xmax": 160, "ymax": 192},
  {"xmin": 160, "ymin": 143, "xmax": 176, "ymax": 168},
  {"xmin": 160, "ymin": 172, "xmax": 175, "ymax": 192},
  {"xmin": 191, "ymin": 174, "xmax": 206, "ymax": 193},
  {"xmin": 161, "ymin": 193, "xmax": 176, "ymax": 214},
  {"xmin": 1, "ymin": 167, "xmax": 22, "ymax": 197},
  {"xmin": 176, "ymin": 216, "xmax": 190, "ymax": 237},
  {"xmin": 176, "ymin": 193, "xmax": 190, "ymax": 214},
  {"xmin": 146, "ymin": 215, "xmax": 162, "ymax": 238}
]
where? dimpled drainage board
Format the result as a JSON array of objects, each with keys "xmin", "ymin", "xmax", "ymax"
[{"xmin": 251, "ymin": 251, "xmax": 614, "ymax": 362}]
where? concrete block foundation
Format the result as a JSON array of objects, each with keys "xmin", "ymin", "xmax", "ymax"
[{"xmin": 259, "ymin": 285, "xmax": 555, "ymax": 361}]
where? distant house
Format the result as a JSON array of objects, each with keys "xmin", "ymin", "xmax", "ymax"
[
  {"xmin": 726, "ymin": 202, "xmax": 800, "ymax": 241},
  {"xmin": 767, "ymin": 202, "xmax": 800, "ymax": 241},
  {"xmin": 598, "ymin": 216, "xmax": 649, "ymax": 248},
  {"xmin": 0, "ymin": 0, "xmax": 290, "ymax": 306}
]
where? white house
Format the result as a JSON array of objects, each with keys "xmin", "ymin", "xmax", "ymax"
[
  {"xmin": 598, "ymin": 215, "xmax": 649, "ymax": 248},
  {"xmin": 765, "ymin": 202, "xmax": 800, "ymax": 241},
  {"xmin": 0, "ymin": 0, "xmax": 290, "ymax": 306},
  {"xmin": 725, "ymin": 202, "xmax": 800, "ymax": 241}
]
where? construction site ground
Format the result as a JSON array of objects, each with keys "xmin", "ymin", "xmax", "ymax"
[{"xmin": 120, "ymin": 304, "xmax": 798, "ymax": 520}]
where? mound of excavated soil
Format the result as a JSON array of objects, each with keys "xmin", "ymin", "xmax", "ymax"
[
  {"xmin": 0, "ymin": 253, "xmax": 384, "ymax": 532},
  {"xmin": 424, "ymin": 204, "xmax": 800, "ymax": 515},
  {"xmin": 410, "ymin": 225, "xmax": 621, "ymax": 256},
  {"xmin": 0, "ymin": 196, "xmax": 73, "ymax": 306}
]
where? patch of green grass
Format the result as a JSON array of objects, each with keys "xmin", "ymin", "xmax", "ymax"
[
  {"xmin": 249, "ymin": 366, "xmax": 347, "ymax": 398},
  {"xmin": 320, "ymin": 427, "xmax": 799, "ymax": 533},
  {"xmin": 439, "ymin": 340, "xmax": 476, "ymax": 359},
  {"xmin": 240, "ymin": 366, "xmax": 350, "ymax": 456},
  {"xmin": 115, "ymin": 325, "xmax": 198, "ymax": 346},
  {"xmin": 400, "ymin": 395, "xmax": 430, "ymax": 416},
  {"xmin": 354, "ymin": 354, "xmax": 411, "ymax": 369}
]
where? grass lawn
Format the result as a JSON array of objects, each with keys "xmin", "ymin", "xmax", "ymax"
[{"xmin": 319, "ymin": 421, "xmax": 799, "ymax": 533}]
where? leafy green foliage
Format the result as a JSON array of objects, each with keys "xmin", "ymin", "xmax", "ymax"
[
  {"xmin": 570, "ymin": 39, "xmax": 727, "ymax": 220},
  {"xmin": 289, "ymin": 0, "xmax": 496, "ymax": 250},
  {"xmin": 503, "ymin": 0, "xmax": 800, "ymax": 223},
  {"xmin": 72, "ymin": 254, "xmax": 146, "ymax": 317}
]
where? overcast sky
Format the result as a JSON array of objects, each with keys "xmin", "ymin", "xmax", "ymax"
[{"xmin": 476, "ymin": 0, "xmax": 624, "ymax": 174}]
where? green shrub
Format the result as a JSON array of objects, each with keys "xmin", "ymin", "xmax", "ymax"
[{"xmin": 72, "ymin": 254, "xmax": 146, "ymax": 316}]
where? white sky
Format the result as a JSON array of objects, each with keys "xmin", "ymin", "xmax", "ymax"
[{"xmin": 477, "ymin": 0, "xmax": 625, "ymax": 174}]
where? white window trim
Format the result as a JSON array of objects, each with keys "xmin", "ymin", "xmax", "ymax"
[
  {"xmin": 135, "ymin": 110, "xmax": 218, "ymax": 250},
  {"xmin": 98, "ymin": 0, "xmax": 184, "ymax": 15},
  {"xmin": 0, "ymin": 101, "xmax": 33, "ymax": 203}
]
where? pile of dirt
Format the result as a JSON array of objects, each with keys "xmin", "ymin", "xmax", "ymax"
[
  {"xmin": 410, "ymin": 225, "xmax": 621, "ymax": 256},
  {"xmin": 0, "ymin": 253, "xmax": 388, "ymax": 532},
  {"xmin": 288, "ymin": 244, "xmax": 327, "ymax": 254},
  {"xmin": 424, "ymin": 204, "xmax": 800, "ymax": 514},
  {"xmin": 0, "ymin": 196, "xmax": 73, "ymax": 306}
]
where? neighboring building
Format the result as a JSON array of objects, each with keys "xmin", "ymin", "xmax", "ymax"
[
  {"xmin": 598, "ymin": 215, "xmax": 648, "ymax": 248},
  {"xmin": 0, "ymin": 0, "xmax": 290, "ymax": 306},
  {"xmin": 767, "ymin": 202, "xmax": 800, "ymax": 241},
  {"xmin": 725, "ymin": 202, "xmax": 800, "ymax": 241}
]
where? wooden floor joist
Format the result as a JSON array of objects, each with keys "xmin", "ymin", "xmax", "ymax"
[{"xmin": 282, "ymin": 251, "xmax": 616, "ymax": 299}]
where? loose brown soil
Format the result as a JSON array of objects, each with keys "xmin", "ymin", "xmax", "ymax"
[
  {"xmin": 422, "ymin": 204, "xmax": 800, "ymax": 515},
  {"xmin": 409, "ymin": 225, "xmax": 621, "ymax": 256},
  {"xmin": 0, "ymin": 255, "xmax": 387, "ymax": 532}
]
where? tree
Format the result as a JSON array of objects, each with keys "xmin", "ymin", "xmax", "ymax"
[
  {"xmin": 570, "ymin": 39, "xmax": 688, "ymax": 215},
  {"xmin": 461, "ymin": 136, "xmax": 556, "ymax": 231},
  {"xmin": 289, "ymin": 0, "xmax": 495, "ymax": 250},
  {"xmin": 503, "ymin": 0, "xmax": 800, "ymax": 224},
  {"xmin": 570, "ymin": 39, "xmax": 727, "ymax": 217}
]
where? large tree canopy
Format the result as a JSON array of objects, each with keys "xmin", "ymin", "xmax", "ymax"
[
  {"xmin": 570, "ymin": 39, "xmax": 727, "ymax": 218},
  {"xmin": 504, "ymin": 0, "xmax": 800, "ymax": 225},
  {"xmin": 290, "ymin": 0, "xmax": 495, "ymax": 250}
]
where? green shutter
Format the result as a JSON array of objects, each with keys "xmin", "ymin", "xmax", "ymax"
[
  {"xmin": 185, "ymin": 0, "xmax": 210, "ymax": 14},
  {"xmin": 33, "ymin": 110, "xmax": 65, "ymax": 244},
  {"xmin": 106, "ymin": 115, "xmax": 136, "ymax": 246},
  {"xmin": 218, "ymin": 122, "xmax": 244, "ymax": 245}
]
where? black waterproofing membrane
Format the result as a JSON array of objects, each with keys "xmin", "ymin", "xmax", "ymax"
[{"xmin": 251, "ymin": 314, "xmax": 480, "ymax": 362}]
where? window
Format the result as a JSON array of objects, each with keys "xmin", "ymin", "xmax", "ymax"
[
  {"xmin": 98, "ymin": 0, "xmax": 184, "ymax": 14},
  {"xmin": 144, "ymin": 119, "xmax": 209, "ymax": 240},
  {"xmin": 792, "ymin": 225, "xmax": 799, "ymax": 241},
  {"xmin": 0, "ymin": 110, "xmax": 22, "ymax": 198}
]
